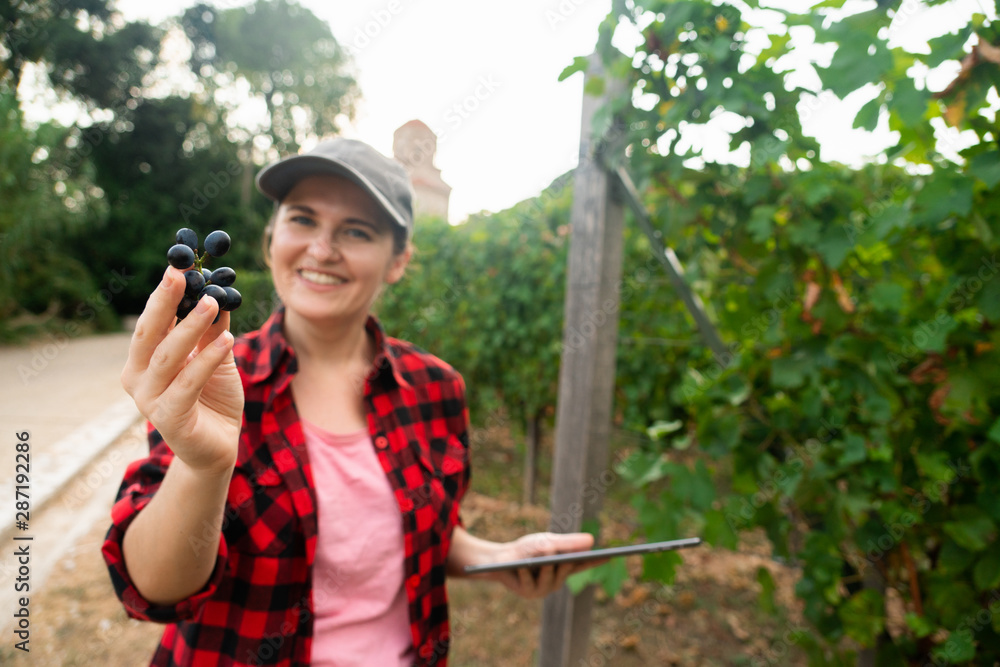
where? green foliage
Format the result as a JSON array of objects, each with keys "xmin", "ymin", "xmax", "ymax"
[
  {"xmin": 377, "ymin": 179, "xmax": 573, "ymax": 429},
  {"xmin": 377, "ymin": 1, "xmax": 1000, "ymax": 663},
  {"xmin": 0, "ymin": 0, "xmax": 359, "ymax": 337},
  {"xmin": 575, "ymin": 0, "xmax": 1000, "ymax": 662},
  {"xmin": 0, "ymin": 90, "xmax": 117, "ymax": 340}
]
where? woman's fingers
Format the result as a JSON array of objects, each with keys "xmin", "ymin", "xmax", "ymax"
[
  {"xmin": 146, "ymin": 296, "xmax": 221, "ymax": 396},
  {"xmin": 155, "ymin": 329, "xmax": 234, "ymax": 419},
  {"xmin": 533, "ymin": 565, "xmax": 556, "ymax": 596},
  {"xmin": 551, "ymin": 562, "xmax": 578, "ymax": 592},
  {"xmin": 515, "ymin": 566, "xmax": 536, "ymax": 594},
  {"xmin": 195, "ymin": 308, "xmax": 231, "ymax": 354},
  {"xmin": 495, "ymin": 532, "xmax": 602, "ymax": 598},
  {"xmin": 136, "ymin": 295, "xmax": 222, "ymax": 402},
  {"xmin": 122, "ymin": 267, "xmax": 187, "ymax": 393}
]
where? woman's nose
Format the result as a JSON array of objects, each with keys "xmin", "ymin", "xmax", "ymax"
[{"xmin": 306, "ymin": 232, "xmax": 341, "ymax": 261}]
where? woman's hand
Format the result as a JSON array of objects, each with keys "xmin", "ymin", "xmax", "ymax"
[
  {"xmin": 488, "ymin": 532, "xmax": 607, "ymax": 599},
  {"xmin": 120, "ymin": 266, "xmax": 245, "ymax": 475},
  {"xmin": 449, "ymin": 528, "xmax": 608, "ymax": 600}
]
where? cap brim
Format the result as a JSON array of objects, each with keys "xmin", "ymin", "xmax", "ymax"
[{"xmin": 256, "ymin": 155, "xmax": 409, "ymax": 233}]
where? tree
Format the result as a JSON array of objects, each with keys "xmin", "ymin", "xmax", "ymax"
[
  {"xmin": 0, "ymin": 89, "xmax": 115, "ymax": 339},
  {"xmin": 1, "ymin": 0, "xmax": 161, "ymax": 111},
  {"xmin": 2, "ymin": 1, "xmax": 362, "ymax": 319},
  {"xmin": 180, "ymin": 0, "xmax": 360, "ymax": 158}
]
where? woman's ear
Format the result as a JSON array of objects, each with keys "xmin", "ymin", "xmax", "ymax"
[{"xmin": 384, "ymin": 243, "xmax": 413, "ymax": 285}]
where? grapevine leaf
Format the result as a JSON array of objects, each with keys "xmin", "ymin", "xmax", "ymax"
[
  {"xmin": 977, "ymin": 274, "xmax": 1000, "ymax": 322},
  {"xmin": 938, "ymin": 539, "xmax": 976, "ymax": 575},
  {"xmin": 942, "ymin": 508, "xmax": 996, "ymax": 552},
  {"xmin": 925, "ymin": 25, "xmax": 974, "ymax": 69},
  {"xmin": 748, "ymin": 205, "xmax": 777, "ymax": 243},
  {"xmin": 757, "ymin": 566, "xmax": 777, "ymax": 614},
  {"xmin": 913, "ymin": 172, "xmax": 975, "ymax": 226},
  {"xmin": 642, "ymin": 549, "xmax": 682, "ymax": 584},
  {"xmin": 988, "ymin": 417, "xmax": 1000, "ymax": 443},
  {"xmin": 927, "ymin": 577, "xmax": 978, "ymax": 628},
  {"xmin": 973, "ymin": 553, "xmax": 1000, "ymax": 590},
  {"xmin": 647, "ymin": 419, "xmax": 683, "ymax": 440},
  {"xmin": 837, "ymin": 432, "xmax": 867, "ymax": 466},
  {"xmin": 968, "ymin": 151, "xmax": 1000, "ymax": 188},
  {"xmin": 703, "ymin": 509, "xmax": 739, "ymax": 549},
  {"xmin": 697, "ymin": 413, "xmax": 741, "ymax": 456},
  {"xmin": 888, "ymin": 77, "xmax": 929, "ymax": 129},
  {"xmin": 904, "ymin": 613, "xmax": 935, "ymax": 638},
  {"xmin": 584, "ymin": 75, "xmax": 606, "ymax": 97},
  {"xmin": 599, "ymin": 555, "xmax": 630, "ymax": 596},
  {"xmin": 838, "ymin": 589, "xmax": 885, "ymax": 647},
  {"xmin": 911, "ymin": 317, "xmax": 957, "ymax": 353},
  {"xmin": 869, "ymin": 282, "xmax": 906, "ymax": 312},
  {"xmin": 854, "ymin": 95, "xmax": 881, "ymax": 132},
  {"xmin": 771, "ymin": 356, "xmax": 808, "ymax": 389},
  {"xmin": 816, "ymin": 224, "xmax": 853, "ymax": 268},
  {"xmin": 558, "ymin": 56, "xmax": 590, "ymax": 82},
  {"xmin": 931, "ymin": 630, "xmax": 976, "ymax": 663},
  {"xmin": 819, "ymin": 32, "xmax": 893, "ymax": 98}
]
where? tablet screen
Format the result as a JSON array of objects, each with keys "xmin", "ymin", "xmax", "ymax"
[{"xmin": 462, "ymin": 537, "xmax": 702, "ymax": 575}]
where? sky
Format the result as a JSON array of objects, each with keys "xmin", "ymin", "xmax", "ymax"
[
  {"xmin": 113, "ymin": 0, "xmax": 615, "ymax": 223},
  {"xmin": 27, "ymin": 0, "xmax": 995, "ymax": 223}
]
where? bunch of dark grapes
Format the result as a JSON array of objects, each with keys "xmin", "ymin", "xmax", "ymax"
[{"xmin": 167, "ymin": 228, "xmax": 242, "ymax": 321}]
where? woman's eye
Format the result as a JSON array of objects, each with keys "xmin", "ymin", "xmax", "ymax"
[
  {"xmin": 345, "ymin": 228, "xmax": 372, "ymax": 240},
  {"xmin": 291, "ymin": 216, "xmax": 315, "ymax": 226}
]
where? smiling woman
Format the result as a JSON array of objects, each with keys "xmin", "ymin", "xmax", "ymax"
[
  {"xmin": 103, "ymin": 137, "xmax": 602, "ymax": 667},
  {"xmin": 266, "ymin": 174, "xmax": 410, "ymax": 331}
]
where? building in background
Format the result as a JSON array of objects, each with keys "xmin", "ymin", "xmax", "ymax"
[{"xmin": 392, "ymin": 120, "xmax": 451, "ymax": 220}]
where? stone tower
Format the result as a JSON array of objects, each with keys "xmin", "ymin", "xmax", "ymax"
[{"xmin": 392, "ymin": 120, "xmax": 451, "ymax": 220}]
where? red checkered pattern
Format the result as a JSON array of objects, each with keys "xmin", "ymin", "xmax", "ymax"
[{"xmin": 102, "ymin": 307, "xmax": 470, "ymax": 666}]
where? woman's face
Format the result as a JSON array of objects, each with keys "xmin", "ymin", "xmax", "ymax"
[{"xmin": 268, "ymin": 173, "xmax": 411, "ymax": 326}]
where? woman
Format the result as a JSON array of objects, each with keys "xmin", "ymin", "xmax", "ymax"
[{"xmin": 103, "ymin": 138, "xmax": 599, "ymax": 666}]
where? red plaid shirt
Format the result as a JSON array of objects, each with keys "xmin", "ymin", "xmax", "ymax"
[{"xmin": 102, "ymin": 307, "xmax": 470, "ymax": 666}]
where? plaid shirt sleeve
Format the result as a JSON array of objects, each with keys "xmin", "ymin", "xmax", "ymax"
[{"xmin": 101, "ymin": 422, "xmax": 230, "ymax": 623}]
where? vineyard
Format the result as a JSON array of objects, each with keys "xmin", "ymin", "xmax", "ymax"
[
  {"xmin": 380, "ymin": 2, "xmax": 1000, "ymax": 663},
  {"xmin": 3, "ymin": 0, "xmax": 999, "ymax": 664}
]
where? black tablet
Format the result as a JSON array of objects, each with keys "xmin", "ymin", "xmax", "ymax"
[{"xmin": 462, "ymin": 537, "xmax": 702, "ymax": 575}]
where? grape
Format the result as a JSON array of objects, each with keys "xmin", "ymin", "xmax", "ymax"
[
  {"xmin": 200, "ymin": 284, "xmax": 229, "ymax": 310},
  {"xmin": 176, "ymin": 295, "xmax": 198, "ymax": 320},
  {"xmin": 204, "ymin": 230, "xmax": 231, "ymax": 258},
  {"xmin": 184, "ymin": 270, "xmax": 206, "ymax": 297},
  {"xmin": 221, "ymin": 287, "xmax": 242, "ymax": 311},
  {"xmin": 210, "ymin": 267, "xmax": 236, "ymax": 287},
  {"xmin": 176, "ymin": 228, "xmax": 198, "ymax": 251},
  {"xmin": 169, "ymin": 227, "xmax": 242, "ymax": 321},
  {"xmin": 167, "ymin": 244, "xmax": 195, "ymax": 269}
]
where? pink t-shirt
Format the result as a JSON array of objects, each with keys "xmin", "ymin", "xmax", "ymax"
[{"xmin": 301, "ymin": 420, "xmax": 414, "ymax": 667}]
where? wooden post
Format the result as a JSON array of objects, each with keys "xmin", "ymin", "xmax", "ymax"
[{"xmin": 539, "ymin": 52, "xmax": 626, "ymax": 667}]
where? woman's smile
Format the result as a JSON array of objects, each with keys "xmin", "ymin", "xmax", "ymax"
[{"xmin": 297, "ymin": 267, "xmax": 349, "ymax": 287}]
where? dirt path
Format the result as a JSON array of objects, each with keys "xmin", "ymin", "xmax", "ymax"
[
  {"xmin": 0, "ymin": 332, "xmax": 134, "ymax": 490},
  {"xmin": 0, "ymin": 420, "xmax": 149, "ymax": 643}
]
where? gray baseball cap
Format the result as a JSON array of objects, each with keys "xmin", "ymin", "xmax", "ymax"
[{"xmin": 255, "ymin": 138, "xmax": 414, "ymax": 238}]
